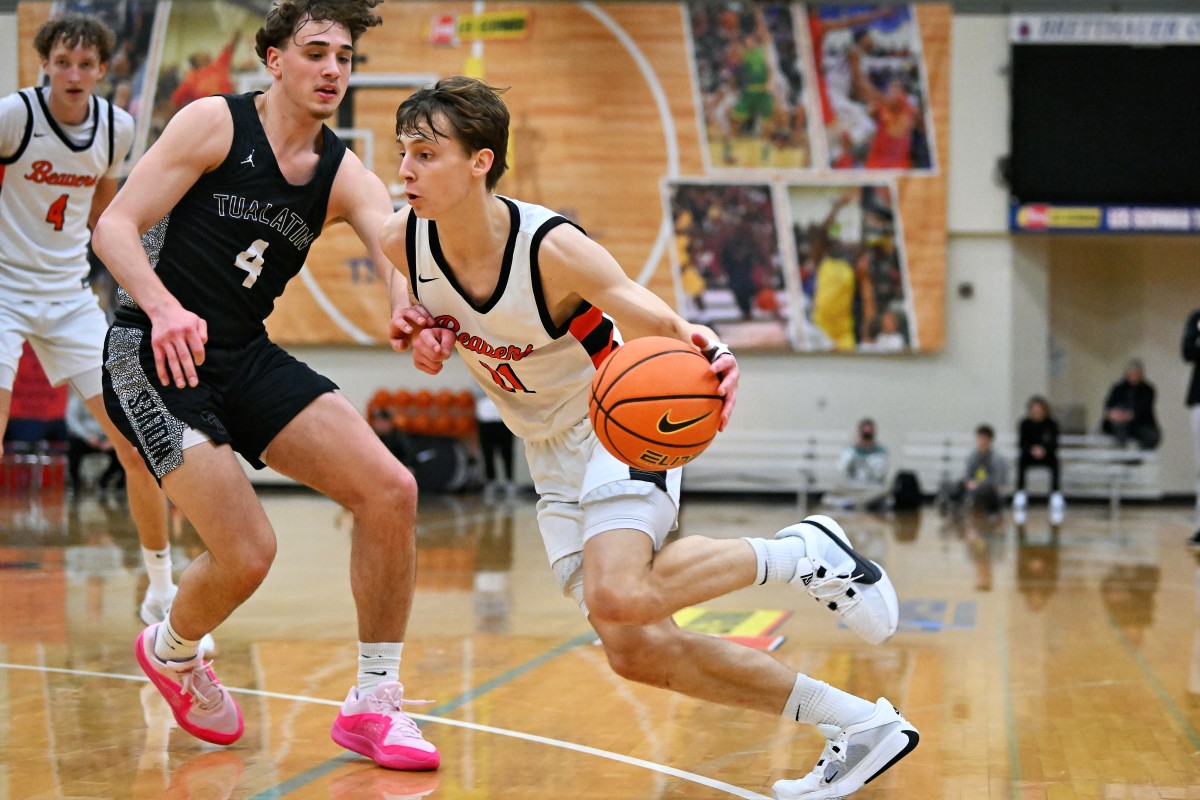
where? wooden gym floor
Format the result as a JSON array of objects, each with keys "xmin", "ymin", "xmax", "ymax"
[{"xmin": 1, "ymin": 485, "xmax": 1198, "ymax": 799}]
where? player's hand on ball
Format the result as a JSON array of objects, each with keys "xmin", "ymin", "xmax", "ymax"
[
  {"xmin": 591, "ymin": 337, "xmax": 722, "ymax": 469},
  {"xmin": 412, "ymin": 327, "xmax": 455, "ymax": 375},
  {"xmin": 692, "ymin": 332, "xmax": 738, "ymax": 431}
]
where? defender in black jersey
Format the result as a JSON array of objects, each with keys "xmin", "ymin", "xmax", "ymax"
[{"xmin": 92, "ymin": 0, "xmax": 439, "ymax": 769}]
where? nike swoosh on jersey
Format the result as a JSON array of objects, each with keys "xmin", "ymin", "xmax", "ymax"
[
  {"xmin": 656, "ymin": 409, "xmax": 713, "ymax": 434},
  {"xmin": 417, "ymin": 275, "xmax": 438, "ymax": 283}
]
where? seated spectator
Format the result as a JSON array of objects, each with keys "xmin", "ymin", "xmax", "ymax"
[
  {"xmin": 1182, "ymin": 308, "xmax": 1200, "ymax": 547},
  {"xmin": 1013, "ymin": 396, "xmax": 1064, "ymax": 524},
  {"xmin": 824, "ymin": 417, "xmax": 891, "ymax": 512},
  {"xmin": 1102, "ymin": 358, "xmax": 1160, "ymax": 450},
  {"xmin": 65, "ymin": 391, "xmax": 124, "ymax": 493},
  {"xmin": 941, "ymin": 424, "xmax": 1008, "ymax": 516}
]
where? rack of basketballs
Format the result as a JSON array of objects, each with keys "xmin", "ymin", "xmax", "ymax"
[{"xmin": 366, "ymin": 387, "xmax": 478, "ymax": 440}]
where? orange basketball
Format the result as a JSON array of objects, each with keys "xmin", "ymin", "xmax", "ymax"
[{"xmin": 590, "ymin": 336, "xmax": 723, "ymax": 471}]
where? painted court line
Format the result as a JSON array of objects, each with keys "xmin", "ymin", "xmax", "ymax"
[
  {"xmin": 0, "ymin": 662, "xmax": 768, "ymax": 796},
  {"xmin": 1106, "ymin": 613, "xmax": 1200, "ymax": 751},
  {"xmin": 996, "ymin": 617, "xmax": 1022, "ymax": 800}
]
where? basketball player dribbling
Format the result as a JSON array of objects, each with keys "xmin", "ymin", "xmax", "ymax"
[
  {"xmin": 91, "ymin": 0, "xmax": 438, "ymax": 770},
  {"xmin": 384, "ymin": 76, "xmax": 919, "ymax": 800},
  {"xmin": 0, "ymin": 14, "xmax": 189, "ymax": 640}
]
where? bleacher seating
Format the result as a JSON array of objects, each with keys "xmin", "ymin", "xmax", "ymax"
[
  {"xmin": 680, "ymin": 430, "xmax": 850, "ymax": 513},
  {"xmin": 681, "ymin": 427, "xmax": 1162, "ymax": 516},
  {"xmin": 1057, "ymin": 433, "xmax": 1161, "ymax": 509},
  {"xmin": 898, "ymin": 431, "xmax": 1159, "ymax": 513},
  {"xmin": 1, "ymin": 439, "xmax": 66, "ymax": 493}
]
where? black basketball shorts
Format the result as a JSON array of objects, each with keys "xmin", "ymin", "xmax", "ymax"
[{"xmin": 102, "ymin": 325, "xmax": 338, "ymax": 480}]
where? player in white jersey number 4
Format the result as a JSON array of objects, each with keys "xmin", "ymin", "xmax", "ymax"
[{"xmin": 0, "ymin": 14, "xmax": 187, "ymax": 645}]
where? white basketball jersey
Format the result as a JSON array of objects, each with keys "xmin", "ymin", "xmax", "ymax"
[
  {"xmin": 407, "ymin": 196, "xmax": 621, "ymax": 441},
  {"xmin": 0, "ymin": 87, "xmax": 133, "ymax": 298}
]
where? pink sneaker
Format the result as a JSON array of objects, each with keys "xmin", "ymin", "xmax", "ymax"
[
  {"xmin": 331, "ymin": 682, "xmax": 440, "ymax": 770},
  {"xmin": 135, "ymin": 624, "xmax": 243, "ymax": 746}
]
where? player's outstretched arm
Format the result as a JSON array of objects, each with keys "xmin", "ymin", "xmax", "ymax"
[
  {"xmin": 539, "ymin": 225, "xmax": 739, "ymax": 429},
  {"xmin": 93, "ymin": 97, "xmax": 231, "ymax": 389},
  {"xmin": 375, "ymin": 203, "xmax": 435, "ymax": 351},
  {"xmin": 331, "ymin": 154, "xmax": 434, "ymax": 347},
  {"xmin": 88, "ymin": 177, "xmax": 119, "ymax": 231}
]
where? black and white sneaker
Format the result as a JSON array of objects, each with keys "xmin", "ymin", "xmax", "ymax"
[
  {"xmin": 775, "ymin": 515, "xmax": 899, "ymax": 645},
  {"xmin": 773, "ymin": 698, "xmax": 919, "ymax": 800}
]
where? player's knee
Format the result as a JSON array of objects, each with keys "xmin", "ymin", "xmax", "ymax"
[
  {"xmin": 386, "ymin": 464, "xmax": 419, "ymax": 507},
  {"xmin": 241, "ymin": 554, "xmax": 275, "ymax": 594},
  {"xmin": 602, "ymin": 634, "xmax": 669, "ymax": 686},
  {"xmin": 585, "ymin": 579, "xmax": 662, "ymax": 627},
  {"xmin": 358, "ymin": 462, "xmax": 417, "ymax": 514},
  {"xmin": 224, "ymin": 537, "xmax": 276, "ymax": 594}
]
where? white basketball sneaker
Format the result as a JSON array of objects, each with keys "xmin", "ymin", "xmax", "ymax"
[
  {"xmin": 140, "ymin": 584, "xmax": 177, "ymax": 626},
  {"xmin": 775, "ymin": 515, "xmax": 899, "ymax": 645},
  {"xmin": 773, "ymin": 698, "xmax": 919, "ymax": 800},
  {"xmin": 1012, "ymin": 490, "xmax": 1028, "ymax": 524},
  {"xmin": 1049, "ymin": 491, "xmax": 1066, "ymax": 525}
]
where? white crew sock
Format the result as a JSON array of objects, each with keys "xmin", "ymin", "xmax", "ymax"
[
  {"xmin": 142, "ymin": 546, "xmax": 175, "ymax": 598},
  {"xmin": 358, "ymin": 642, "xmax": 403, "ymax": 693},
  {"xmin": 781, "ymin": 673, "xmax": 876, "ymax": 727},
  {"xmin": 154, "ymin": 617, "xmax": 200, "ymax": 663},
  {"xmin": 743, "ymin": 537, "xmax": 807, "ymax": 585}
]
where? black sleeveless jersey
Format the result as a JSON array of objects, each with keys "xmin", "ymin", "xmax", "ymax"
[{"xmin": 115, "ymin": 92, "xmax": 346, "ymax": 346}]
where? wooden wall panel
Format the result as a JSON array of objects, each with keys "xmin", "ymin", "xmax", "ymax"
[
  {"xmin": 275, "ymin": 2, "xmax": 703, "ymax": 343},
  {"xmin": 15, "ymin": 1, "xmax": 948, "ymax": 352},
  {"xmin": 17, "ymin": 1, "xmax": 52, "ymax": 88},
  {"xmin": 901, "ymin": 3, "xmax": 950, "ymax": 350}
]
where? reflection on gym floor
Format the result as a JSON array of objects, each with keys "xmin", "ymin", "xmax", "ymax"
[{"xmin": 1, "ymin": 486, "xmax": 1199, "ymax": 799}]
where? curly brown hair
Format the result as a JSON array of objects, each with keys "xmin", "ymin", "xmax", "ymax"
[
  {"xmin": 33, "ymin": 13, "xmax": 116, "ymax": 64},
  {"xmin": 395, "ymin": 76, "xmax": 510, "ymax": 191},
  {"xmin": 254, "ymin": 0, "xmax": 383, "ymax": 65}
]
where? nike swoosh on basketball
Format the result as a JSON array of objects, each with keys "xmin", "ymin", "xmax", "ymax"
[
  {"xmin": 656, "ymin": 409, "xmax": 713, "ymax": 434},
  {"xmin": 417, "ymin": 275, "xmax": 438, "ymax": 283}
]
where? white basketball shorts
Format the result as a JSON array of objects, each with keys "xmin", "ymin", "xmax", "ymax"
[
  {"xmin": 525, "ymin": 415, "xmax": 682, "ymax": 567},
  {"xmin": 0, "ymin": 291, "xmax": 108, "ymax": 398}
]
